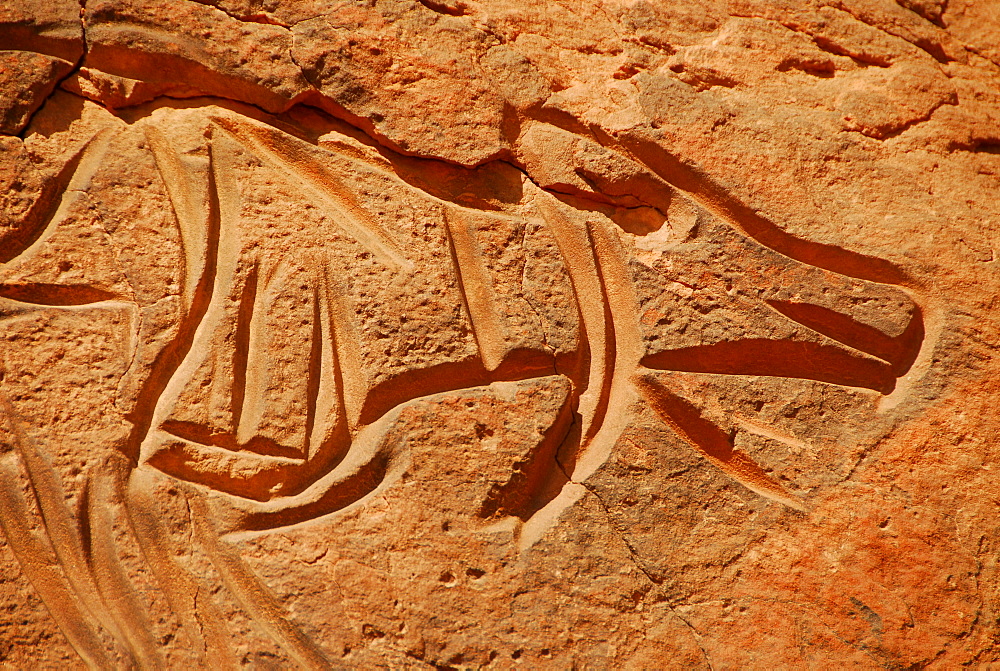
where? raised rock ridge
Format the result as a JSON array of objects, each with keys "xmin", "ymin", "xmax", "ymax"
[{"xmin": 1, "ymin": 0, "xmax": 999, "ymax": 668}]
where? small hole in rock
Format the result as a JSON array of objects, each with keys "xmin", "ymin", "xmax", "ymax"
[{"xmin": 361, "ymin": 624, "xmax": 385, "ymax": 639}]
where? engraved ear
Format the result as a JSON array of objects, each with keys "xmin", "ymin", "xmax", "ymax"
[
  {"xmin": 641, "ymin": 338, "xmax": 897, "ymax": 395},
  {"xmin": 765, "ymin": 299, "xmax": 924, "ymax": 378}
]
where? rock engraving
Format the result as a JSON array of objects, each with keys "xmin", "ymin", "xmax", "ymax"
[{"xmin": 0, "ymin": 99, "xmax": 928, "ymax": 666}]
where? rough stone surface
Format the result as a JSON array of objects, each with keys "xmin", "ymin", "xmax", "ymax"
[{"xmin": 1, "ymin": 0, "xmax": 999, "ymax": 668}]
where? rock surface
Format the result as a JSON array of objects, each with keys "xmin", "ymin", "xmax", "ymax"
[{"xmin": 1, "ymin": 0, "xmax": 999, "ymax": 668}]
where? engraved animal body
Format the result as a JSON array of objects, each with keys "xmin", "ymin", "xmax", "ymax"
[{"xmin": 0, "ymin": 101, "xmax": 928, "ymax": 668}]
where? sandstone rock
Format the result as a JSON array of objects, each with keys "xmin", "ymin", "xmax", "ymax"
[
  {"xmin": 0, "ymin": 51, "xmax": 75, "ymax": 135},
  {"xmin": 0, "ymin": 0, "xmax": 83, "ymax": 63},
  {"xmin": 1, "ymin": 0, "xmax": 1000, "ymax": 668},
  {"xmin": 83, "ymin": 0, "xmax": 312, "ymax": 113}
]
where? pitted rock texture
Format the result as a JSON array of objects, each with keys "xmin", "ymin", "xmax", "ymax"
[{"xmin": 1, "ymin": 1, "xmax": 999, "ymax": 668}]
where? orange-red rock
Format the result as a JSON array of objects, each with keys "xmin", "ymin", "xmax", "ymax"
[{"xmin": 2, "ymin": 0, "xmax": 999, "ymax": 668}]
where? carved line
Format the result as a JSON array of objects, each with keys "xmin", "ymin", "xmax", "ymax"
[
  {"xmin": 146, "ymin": 125, "xmax": 207, "ymax": 305},
  {"xmin": 190, "ymin": 495, "xmax": 333, "ymax": 669},
  {"xmin": 84, "ymin": 455, "xmax": 164, "ymax": 669},
  {"xmin": 766, "ymin": 299, "xmax": 924, "ymax": 377},
  {"xmin": 308, "ymin": 261, "xmax": 348, "ymax": 463},
  {"xmin": 635, "ymin": 375, "xmax": 805, "ymax": 511},
  {"xmin": 138, "ymin": 128, "xmax": 246, "ymax": 467},
  {"xmin": 210, "ymin": 398, "xmax": 400, "ymax": 532},
  {"xmin": 303, "ymin": 281, "xmax": 325, "ymax": 462},
  {"xmin": 231, "ymin": 260, "xmax": 259, "ymax": 441},
  {"xmin": 237, "ymin": 260, "xmax": 278, "ymax": 451},
  {"xmin": 290, "ymin": 261, "xmax": 356, "ymax": 477},
  {"xmin": 640, "ymin": 338, "xmax": 897, "ymax": 395},
  {"xmin": 443, "ymin": 206, "xmax": 508, "ymax": 372},
  {"xmin": 531, "ymin": 187, "xmax": 647, "ymax": 479},
  {"xmin": 148, "ymin": 438, "xmax": 304, "ymax": 502},
  {"xmin": 211, "ymin": 115, "xmax": 412, "ymax": 272},
  {"xmin": 322, "ymin": 264, "xmax": 367, "ymax": 431},
  {"xmin": 610, "ymin": 130, "xmax": 911, "ymax": 287},
  {"xmin": 0, "ymin": 452, "xmax": 112, "ymax": 668},
  {"xmin": 217, "ymin": 441, "xmax": 394, "ymax": 534},
  {"xmin": 569, "ymin": 211, "xmax": 644, "ymax": 481},
  {"xmin": 732, "ymin": 414, "xmax": 812, "ymax": 452},
  {"xmin": 0, "ymin": 283, "xmax": 121, "ymax": 306},
  {"xmin": 1, "ymin": 412, "xmax": 138, "ymax": 653},
  {"xmin": 0, "ymin": 398, "xmax": 127, "ymax": 665},
  {"xmin": 161, "ymin": 420, "xmax": 305, "ymax": 460},
  {"xmin": 125, "ymin": 127, "xmax": 224, "ymax": 465},
  {"xmin": 356, "ymin": 349, "xmax": 554, "ymax": 428},
  {"xmin": 1, "ymin": 129, "xmax": 114, "ymax": 266},
  {"xmin": 126, "ymin": 469, "xmax": 237, "ymax": 668},
  {"xmin": 534, "ymin": 192, "xmax": 610, "ymax": 444}
]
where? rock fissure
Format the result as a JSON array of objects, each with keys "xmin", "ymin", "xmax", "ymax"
[
  {"xmin": 581, "ymin": 482, "xmax": 663, "ymax": 586},
  {"xmin": 190, "ymin": 1, "xmax": 292, "ymax": 29},
  {"xmin": 13, "ymin": 1, "xmax": 88, "ymax": 139}
]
